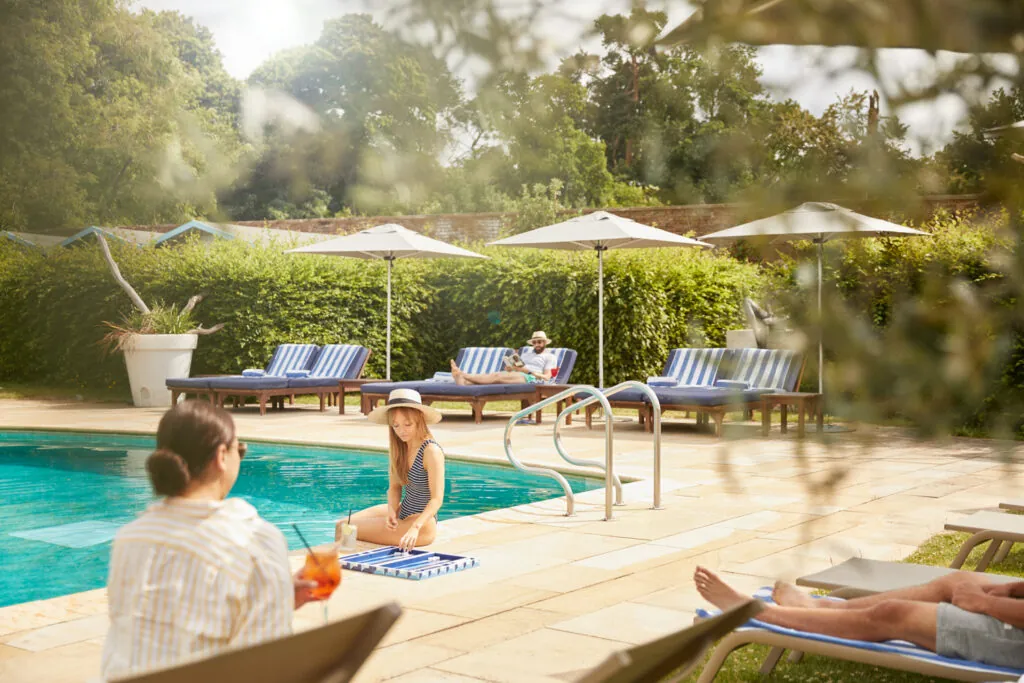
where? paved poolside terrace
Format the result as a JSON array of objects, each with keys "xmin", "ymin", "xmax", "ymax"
[{"xmin": 0, "ymin": 397, "xmax": 1020, "ymax": 682}]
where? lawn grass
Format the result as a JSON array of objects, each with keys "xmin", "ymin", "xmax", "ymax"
[
  {"xmin": 680, "ymin": 531, "xmax": 1024, "ymax": 682},
  {"xmin": 0, "ymin": 381, "xmax": 128, "ymax": 403}
]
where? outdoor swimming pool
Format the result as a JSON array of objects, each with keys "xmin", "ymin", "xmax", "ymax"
[{"xmin": 0, "ymin": 430, "xmax": 599, "ymax": 608}]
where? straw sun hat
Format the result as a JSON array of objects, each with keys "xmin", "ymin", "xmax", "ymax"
[
  {"xmin": 367, "ymin": 388, "xmax": 442, "ymax": 425},
  {"xmin": 528, "ymin": 330, "xmax": 551, "ymax": 343}
]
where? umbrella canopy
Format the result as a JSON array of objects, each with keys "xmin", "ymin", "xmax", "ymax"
[
  {"xmin": 702, "ymin": 202, "xmax": 930, "ymax": 243},
  {"xmin": 658, "ymin": 0, "xmax": 1021, "ymax": 53},
  {"xmin": 289, "ymin": 223, "xmax": 487, "ymax": 260},
  {"xmin": 287, "ymin": 224, "xmax": 487, "ymax": 380},
  {"xmin": 984, "ymin": 120, "xmax": 1024, "ymax": 140},
  {"xmin": 489, "ymin": 210, "xmax": 710, "ymax": 251},
  {"xmin": 489, "ymin": 211, "xmax": 711, "ymax": 387},
  {"xmin": 702, "ymin": 202, "xmax": 929, "ymax": 396}
]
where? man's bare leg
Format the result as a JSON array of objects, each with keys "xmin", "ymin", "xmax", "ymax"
[
  {"xmin": 449, "ymin": 369, "xmax": 528, "ymax": 385},
  {"xmin": 772, "ymin": 571, "xmax": 994, "ymax": 610},
  {"xmin": 694, "ymin": 567, "xmax": 938, "ymax": 650}
]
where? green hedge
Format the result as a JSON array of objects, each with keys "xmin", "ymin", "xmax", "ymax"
[
  {"xmin": 0, "ymin": 238, "xmax": 761, "ymax": 393},
  {"xmin": 763, "ymin": 209, "xmax": 1024, "ymax": 436}
]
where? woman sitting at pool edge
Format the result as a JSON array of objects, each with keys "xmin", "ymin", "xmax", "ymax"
[{"xmin": 340, "ymin": 388, "xmax": 445, "ymax": 550}]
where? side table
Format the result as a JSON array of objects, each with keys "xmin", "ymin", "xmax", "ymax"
[
  {"xmin": 338, "ymin": 379, "xmax": 389, "ymax": 415},
  {"xmin": 761, "ymin": 392, "xmax": 823, "ymax": 437},
  {"xmin": 534, "ymin": 384, "xmax": 578, "ymax": 425}
]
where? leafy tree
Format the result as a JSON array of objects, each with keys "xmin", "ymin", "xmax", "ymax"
[
  {"xmin": 0, "ymin": 1, "xmax": 243, "ymax": 232},
  {"xmin": 935, "ymin": 85, "xmax": 1024, "ymax": 193},
  {"xmin": 232, "ymin": 14, "xmax": 463, "ymax": 218}
]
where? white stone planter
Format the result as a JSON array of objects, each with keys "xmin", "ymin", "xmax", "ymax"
[{"xmin": 122, "ymin": 334, "xmax": 198, "ymax": 408}]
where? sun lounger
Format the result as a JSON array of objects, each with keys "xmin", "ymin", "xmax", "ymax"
[
  {"xmin": 586, "ymin": 348, "xmax": 804, "ymax": 437},
  {"xmin": 115, "ymin": 602, "xmax": 401, "ymax": 683},
  {"xmin": 361, "ymin": 347, "xmax": 577, "ymax": 423},
  {"xmin": 212, "ymin": 344, "xmax": 371, "ymax": 416},
  {"xmin": 170, "ymin": 344, "xmax": 320, "ymax": 415},
  {"xmin": 695, "ymin": 590, "xmax": 1024, "ymax": 682},
  {"xmin": 1000, "ymin": 500, "xmax": 1024, "ymax": 512},
  {"xmin": 795, "ymin": 556, "xmax": 1020, "ymax": 599},
  {"xmin": 167, "ymin": 343, "xmax": 318, "ymax": 405},
  {"xmin": 563, "ymin": 600, "xmax": 761, "ymax": 683},
  {"xmin": 944, "ymin": 510, "xmax": 1024, "ymax": 571},
  {"xmin": 585, "ymin": 348, "xmax": 728, "ymax": 427}
]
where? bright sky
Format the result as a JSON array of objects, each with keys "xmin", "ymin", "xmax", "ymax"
[{"xmin": 133, "ymin": 0, "xmax": 1013, "ymax": 156}]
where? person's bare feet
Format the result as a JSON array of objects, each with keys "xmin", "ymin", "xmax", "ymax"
[
  {"xmin": 772, "ymin": 581, "xmax": 816, "ymax": 608},
  {"xmin": 693, "ymin": 566, "xmax": 748, "ymax": 610},
  {"xmin": 450, "ymin": 360, "xmax": 467, "ymax": 385}
]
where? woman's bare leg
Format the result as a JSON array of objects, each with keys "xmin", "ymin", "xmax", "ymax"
[
  {"xmin": 772, "ymin": 571, "xmax": 994, "ymax": 610},
  {"xmin": 337, "ymin": 504, "xmax": 389, "ymax": 540},
  {"xmin": 355, "ymin": 515, "xmax": 437, "ymax": 547},
  {"xmin": 695, "ymin": 567, "xmax": 938, "ymax": 650}
]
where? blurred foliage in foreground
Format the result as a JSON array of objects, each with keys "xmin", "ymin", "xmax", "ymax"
[{"xmin": 3, "ymin": 2, "xmax": 1024, "ymax": 232}]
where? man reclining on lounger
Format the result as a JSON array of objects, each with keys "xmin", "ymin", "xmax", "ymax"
[
  {"xmin": 450, "ymin": 331, "xmax": 556, "ymax": 385},
  {"xmin": 694, "ymin": 566, "xmax": 1024, "ymax": 670}
]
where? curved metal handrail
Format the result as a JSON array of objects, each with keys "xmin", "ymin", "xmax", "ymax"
[
  {"xmin": 556, "ymin": 381, "xmax": 663, "ymax": 510},
  {"xmin": 503, "ymin": 385, "xmax": 615, "ymax": 518},
  {"xmin": 551, "ymin": 403, "xmax": 623, "ymax": 507}
]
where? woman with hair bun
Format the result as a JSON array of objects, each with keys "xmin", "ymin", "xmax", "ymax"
[{"xmin": 101, "ymin": 400, "xmax": 320, "ymax": 680}]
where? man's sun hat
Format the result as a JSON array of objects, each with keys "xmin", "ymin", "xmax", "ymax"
[
  {"xmin": 367, "ymin": 388, "xmax": 442, "ymax": 425},
  {"xmin": 528, "ymin": 330, "xmax": 552, "ymax": 343}
]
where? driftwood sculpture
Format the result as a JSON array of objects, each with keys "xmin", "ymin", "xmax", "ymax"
[
  {"xmin": 742, "ymin": 297, "xmax": 785, "ymax": 349},
  {"xmin": 96, "ymin": 233, "xmax": 224, "ymax": 342}
]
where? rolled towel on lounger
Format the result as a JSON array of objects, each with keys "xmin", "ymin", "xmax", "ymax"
[
  {"xmin": 714, "ymin": 379, "xmax": 750, "ymax": 390},
  {"xmin": 429, "ymin": 372, "xmax": 455, "ymax": 383},
  {"xmin": 285, "ymin": 369, "xmax": 311, "ymax": 378},
  {"xmin": 242, "ymin": 369, "xmax": 266, "ymax": 377},
  {"xmin": 647, "ymin": 376, "xmax": 678, "ymax": 387}
]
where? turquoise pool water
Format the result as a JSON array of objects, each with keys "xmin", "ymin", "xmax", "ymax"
[{"xmin": 0, "ymin": 430, "xmax": 598, "ymax": 608}]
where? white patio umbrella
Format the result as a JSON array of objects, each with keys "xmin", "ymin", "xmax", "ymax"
[
  {"xmin": 488, "ymin": 211, "xmax": 711, "ymax": 387},
  {"xmin": 701, "ymin": 202, "xmax": 930, "ymax": 394},
  {"xmin": 288, "ymin": 223, "xmax": 487, "ymax": 379}
]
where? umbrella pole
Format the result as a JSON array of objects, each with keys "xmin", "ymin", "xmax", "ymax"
[
  {"xmin": 817, "ymin": 239, "xmax": 824, "ymax": 395},
  {"xmin": 386, "ymin": 257, "xmax": 393, "ymax": 381},
  {"xmin": 598, "ymin": 246, "xmax": 605, "ymax": 389}
]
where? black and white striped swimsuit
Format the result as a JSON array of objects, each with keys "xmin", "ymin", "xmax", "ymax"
[{"xmin": 398, "ymin": 439, "xmax": 439, "ymax": 520}]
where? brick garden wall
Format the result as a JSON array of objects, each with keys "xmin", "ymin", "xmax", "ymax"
[{"xmin": 124, "ymin": 194, "xmax": 985, "ymax": 242}]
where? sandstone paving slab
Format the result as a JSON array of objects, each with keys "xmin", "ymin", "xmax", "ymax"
[
  {"xmin": 549, "ymin": 602, "xmax": 691, "ymax": 645},
  {"xmin": 432, "ymin": 628, "xmax": 629, "ymax": 683}
]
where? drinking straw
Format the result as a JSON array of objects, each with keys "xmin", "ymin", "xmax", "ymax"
[
  {"xmin": 347, "ymin": 507, "xmax": 352, "ymax": 525},
  {"xmin": 292, "ymin": 523, "xmax": 328, "ymax": 573}
]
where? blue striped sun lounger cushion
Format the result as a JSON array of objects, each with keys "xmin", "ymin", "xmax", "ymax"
[
  {"xmin": 658, "ymin": 348, "xmax": 728, "ymax": 387},
  {"xmin": 309, "ymin": 344, "xmax": 365, "ymax": 378},
  {"xmin": 723, "ymin": 348, "xmax": 802, "ymax": 392},
  {"xmin": 264, "ymin": 344, "xmax": 321, "ymax": 376},
  {"xmin": 207, "ymin": 344, "xmax": 320, "ymax": 390},
  {"xmin": 165, "ymin": 377, "xmax": 213, "ymax": 390},
  {"xmin": 458, "ymin": 347, "xmax": 511, "ymax": 375},
  {"xmin": 697, "ymin": 588, "xmax": 1024, "ymax": 679},
  {"xmin": 286, "ymin": 344, "xmax": 370, "ymax": 388},
  {"xmin": 426, "ymin": 347, "xmax": 512, "ymax": 382}
]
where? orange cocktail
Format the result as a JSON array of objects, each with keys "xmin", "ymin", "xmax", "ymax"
[{"xmin": 301, "ymin": 550, "xmax": 342, "ymax": 600}]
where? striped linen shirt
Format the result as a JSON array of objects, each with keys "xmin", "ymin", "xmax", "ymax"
[{"xmin": 101, "ymin": 497, "xmax": 293, "ymax": 680}]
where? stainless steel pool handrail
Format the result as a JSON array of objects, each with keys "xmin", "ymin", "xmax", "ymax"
[
  {"xmin": 503, "ymin": 385, "xmax": 615, "ymax": 518},
  {"xmin": 557, "ymin": 381, "xmax": 663, "ymax": 510}
]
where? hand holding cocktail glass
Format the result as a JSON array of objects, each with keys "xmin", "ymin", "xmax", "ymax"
[{"xmin": 292, "ymin": 524, "xmax": 341, "ymax": 623}]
